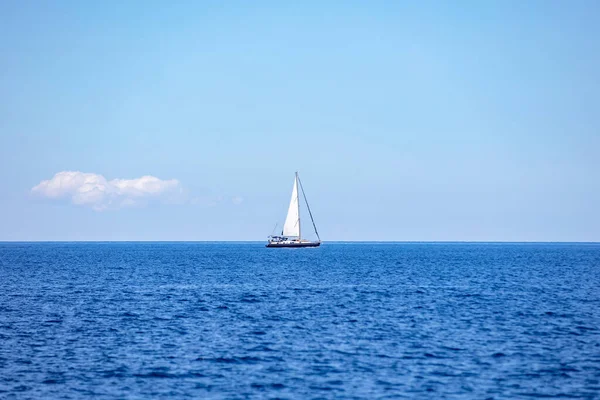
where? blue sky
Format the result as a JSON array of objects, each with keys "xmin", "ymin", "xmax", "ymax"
[{"xmin": 1, "ymin": 1, "xmax": 598, "ymax": 241}]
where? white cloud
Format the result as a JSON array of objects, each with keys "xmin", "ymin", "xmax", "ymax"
[
  {"xmin": 231, "ymin": 196, "xmax": 244, "ymax": 205},
  {"xmin": 32, "ymin": 171, "xmax": 182, "ymax": 211}
]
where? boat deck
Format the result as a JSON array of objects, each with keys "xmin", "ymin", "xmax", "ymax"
[{"xmin": 266, "ymin": 241, "xmax": 321, "ymax": 248}]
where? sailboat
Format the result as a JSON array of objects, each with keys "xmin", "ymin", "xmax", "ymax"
[{"xmin": 266, "ymin": 172, "xmax": 321, "ymax": 248}]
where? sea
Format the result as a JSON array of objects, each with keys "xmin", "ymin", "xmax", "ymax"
[{"xmin": 1, "ymin": 242, "xmax": 599, "ymax": 399}]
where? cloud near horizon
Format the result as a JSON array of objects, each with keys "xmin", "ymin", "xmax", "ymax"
[{"xmin": 32, "ymin": 171, "xmax": 182, "ymax": 211}]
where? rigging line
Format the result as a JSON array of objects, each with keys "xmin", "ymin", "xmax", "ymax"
[{"xmin": 297, "ymin": 174, "xmax": 321, "ymax": 242}]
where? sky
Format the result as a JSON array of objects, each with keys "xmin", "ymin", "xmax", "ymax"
[{"xmin": 0, "ymin": 1, "xmax": 599, "ymax": 241}]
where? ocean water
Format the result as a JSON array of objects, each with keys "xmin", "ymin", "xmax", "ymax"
[{"xmin": 1, "ymin": 242, "xmax": 599, "ymax": 399}]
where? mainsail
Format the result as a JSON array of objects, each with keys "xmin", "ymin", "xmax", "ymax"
[{"xmin": 282, "ymin": 175, "xmax": 300, "ymax": 237}]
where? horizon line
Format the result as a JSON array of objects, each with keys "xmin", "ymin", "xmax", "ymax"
[{"xmin": 1, "ymin": 240, "xmax": 599, "ymax": 244}]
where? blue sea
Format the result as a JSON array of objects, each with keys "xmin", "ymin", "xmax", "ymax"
[{"xmin": 1, "ymin": 242, "xmax": 599, "ymax": 399}]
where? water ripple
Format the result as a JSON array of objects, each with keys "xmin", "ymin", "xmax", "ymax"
[{"xmin": 1, "ymin": 242, "xmax": 599, "ymax": 398}]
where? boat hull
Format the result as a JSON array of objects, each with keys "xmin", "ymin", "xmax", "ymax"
[{"xmin": 266, "ymin": 241, "xmax": 321, "ymax": 248}]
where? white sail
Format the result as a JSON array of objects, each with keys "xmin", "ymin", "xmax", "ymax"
[{"xmin": 282, "ymin": 175, "xmax": 300, "ymax": 237}]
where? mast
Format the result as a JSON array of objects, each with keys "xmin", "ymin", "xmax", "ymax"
[
  {"xmin": 297, "ymin": 173, "xmax": 321, "ymax": 242},
  {"xmin": 296, "ymin": 171, "xmax": 301, "ymax": 240}
]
